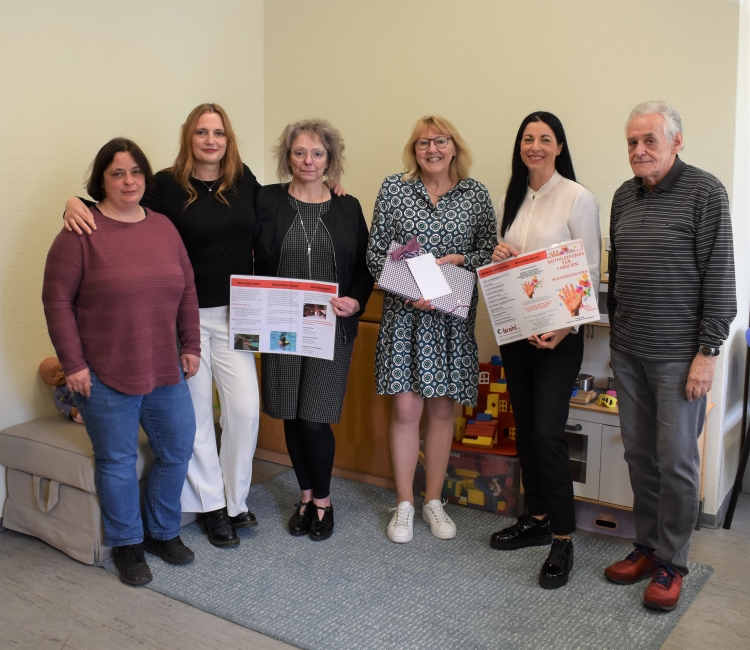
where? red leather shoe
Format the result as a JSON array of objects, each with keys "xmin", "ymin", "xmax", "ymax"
[
  {"xmin": 604, "ymin": 544, "xmax": 657, "ymax": 584},
  {"xmin": 643, "ymin": 564, "xmax": 683, "ymax": 611}
]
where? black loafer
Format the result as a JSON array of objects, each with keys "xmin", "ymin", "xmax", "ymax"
[
  {"xmin": 204, "ymin": 507, "xmax": 240, "ymax": 547},
  {"xmin": 113, "ymin": 543, "xmax": 153, "ymax": 586},
  {"xmin": 144, "ymin": 534, "xmax": 195, "ymax": 565},
  {"xmin": 539, "ymin": 537, "xmax": 574, "ymax": 589},
  {"xmin": 490, "ymin": 514, "xmax": 553, "ymax": 550},
  {"xmin": 288, "ymin": 501, "xmax": 314, "ymax": 536},
  {"xmin": 229, "ymin": 511, "xmax": 258, "ymax": 528},
  {"xmin": 309, "ymin": 504, "xmax": 334, "ymax": 541}
]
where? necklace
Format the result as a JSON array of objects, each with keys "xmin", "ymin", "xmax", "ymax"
[
  {"xmin": 195, "ymin": 177, "xmax": 221, "ymax": 192},
  {"xmin": 294, "ymin": 198, "xmax": 325, "ymax": 279}
]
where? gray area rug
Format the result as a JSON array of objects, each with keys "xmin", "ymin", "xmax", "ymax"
[{"xmin": 102, "ymin": 472, "xmax": 712, "ymax": 650}]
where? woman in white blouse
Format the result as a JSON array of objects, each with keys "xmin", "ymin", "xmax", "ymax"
[{"xmin": 489, "ymin": 112, "xmax": 601, "ymax": 590}]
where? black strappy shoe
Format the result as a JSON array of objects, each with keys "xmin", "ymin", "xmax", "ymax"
[
  {"xmin": 288, "ymin": 501, "xmax": 315, "ymax": 536},
  {"xmin": 309, "ymin": 503, "xmax": 334, "ymax": 541}
]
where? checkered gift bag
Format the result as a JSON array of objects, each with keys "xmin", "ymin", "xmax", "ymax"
[{"xmin": 378, "ymin": 241, "xmax": 475, "ymax": 319}]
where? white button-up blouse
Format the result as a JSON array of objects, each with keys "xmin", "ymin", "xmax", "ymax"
[{"xmin": 499, "ymin": 171, "xmax": 602, "ymax": 290}]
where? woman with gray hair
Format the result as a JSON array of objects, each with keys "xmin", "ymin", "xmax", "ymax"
[{"xmin": 254, "ymin": 119, "xmax": 373, "ymax": 540}]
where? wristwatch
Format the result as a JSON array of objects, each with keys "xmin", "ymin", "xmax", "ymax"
[{"xmin": 698, "ymin": 345, "xmax": 720, "ymax": 357}]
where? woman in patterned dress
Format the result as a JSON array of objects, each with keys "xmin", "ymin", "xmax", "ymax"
[
  {"xmin": 367, "ymin": 116, "xmax": 497, "ymax": 543},
  {"xmin": 255, "ymin": 119, "xmax": 373, "ymax": 541}
]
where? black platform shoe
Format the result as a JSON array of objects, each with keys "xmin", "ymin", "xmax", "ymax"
[
  {"xmin": 539, "ymin": 537, "xmax": 574, "ymax": 589},
  {"xmin": 288, "ymin": 501, "xmax": 315, "ymax": 536},
  {"xmin": 309, "ymin": 504, "xmax": 334, "ymax": 541},
  {"xmin": 204, "ymin": 507, "xmax": 240, "ymax": 547},
  {"xmin": 229, "ymin": 511, "xmax": 258, "ymax": 528},
  {"xmin": 490, "ymin": 514, "xmax": 552, "ymax": 550}
]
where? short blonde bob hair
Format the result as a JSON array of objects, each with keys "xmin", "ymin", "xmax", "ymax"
[
  {"xmin": 171, "ymin": 103, "xmax": 243, "ymax": 208},
  {"xmin": 272, "ymin": 118, "xmax": 345, "ymax": 183},
  {"xmin": 401, "ymin": 115, "xmax": 473, "ymax": 183}
]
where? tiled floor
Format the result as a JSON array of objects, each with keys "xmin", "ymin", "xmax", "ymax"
[{"xmin": 0, "ymin": 459, "xmax": 748, "ymax": 649}]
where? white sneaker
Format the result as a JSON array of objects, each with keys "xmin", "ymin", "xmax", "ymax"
[
  {"xmin": 422, "ymin": 499, "xmax": 457, "ymax": 539},
  {"xmin": 387, "ymin": 501, "xmax": 414, "ymax": 543}
]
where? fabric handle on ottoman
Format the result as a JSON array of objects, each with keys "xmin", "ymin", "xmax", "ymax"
[{"xmin": 33, "ymin": 475, "xmax": 60, "ymax": 513}]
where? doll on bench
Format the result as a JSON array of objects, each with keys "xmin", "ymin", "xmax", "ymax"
[{"xmin": 39, "ymin": 357, "xmax": 83, "ymax": 424}]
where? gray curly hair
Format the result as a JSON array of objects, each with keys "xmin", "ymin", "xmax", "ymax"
[
  {"xmin": 627, "ymin": 101, "xmax": 683, "ymax": 142},
  {"xmin": 272, "ymin": 118, "xmax": 345, "ymax": 183}
]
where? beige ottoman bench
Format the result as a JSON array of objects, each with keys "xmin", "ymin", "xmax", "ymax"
[{"xmin": 0, "ymin": 416, "xmax": 154, "ymax": 564}]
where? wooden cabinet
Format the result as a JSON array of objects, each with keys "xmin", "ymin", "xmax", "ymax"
[{"xmin": 255, "ymin": 288, "xmax": 397, "ymax": 489}]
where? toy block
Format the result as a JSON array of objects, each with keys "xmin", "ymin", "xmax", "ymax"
[
  {"xmin": 463, "ymin": 420, "xmax": 496, "ymax": 438},
  {"xmin": 491, "ymin": 355, "xmax": 502, "ymax": 366},
  {"xmin": 489, "ymin": 382, "xmax": 503, "ymax": 393},
  {"xmin": 478, "ymin": 370, "xmax": 490, "ymax": 385},
  {"xmin": 455, "ymin": 417, "xmax": 467, "ymax": 440},
  {"xmin": 496, "ymin": 500, "xmax": 507, "ymax": 512},
  {"xmin": 486, "ymin": 395, "xmax": 499, "ymax": 417},
  {"xmin": 455, "ymin": 468, "xmax": 480, "ymax": 479},
  {"xmin": 464, "ymin": 405, "xmax": 473, "ymax": 416},
  {"xmin": 467, "ymin": 489, "xmax": 485, "ymax": 506},
  {"xmin": 498, "ymin": 400, "xmax": 508, "ymax": 413},
  {"xmin": 461, "ymin": 436, "xmax": 494, "ymax": 449},
  {"xmin": 476, "ymin": 413, "xmax": 492, "ymax": 422}
]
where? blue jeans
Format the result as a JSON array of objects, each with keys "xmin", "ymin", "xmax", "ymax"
[{"xmin": 75, "ymin": 369, "xmax": 196, "ymax": 547}]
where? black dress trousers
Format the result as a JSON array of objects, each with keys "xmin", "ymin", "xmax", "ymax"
[{"xmin": 499, "ymin": 328, "xmax": 584, "ymax": 536}]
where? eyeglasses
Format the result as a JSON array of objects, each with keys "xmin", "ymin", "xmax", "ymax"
[
  {"xmin": 597, "ymin": 394, "xmax": 618, "ymax": 409},
  {"xmin": 415, "ymin": 136, "xmax": 452, "ymax": 150},
  {"xmin": 291, "ymin": 149, "xmax": 327, "ymax": 161}
]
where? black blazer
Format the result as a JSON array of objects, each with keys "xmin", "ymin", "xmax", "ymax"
[{"xmin": 254, "ymin": 184, "xmax": 374, "ymax": 341}]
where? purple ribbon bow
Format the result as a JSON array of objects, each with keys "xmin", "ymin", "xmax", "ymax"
[{"xmin": 390, "ymin": 237, "xmax": 422, "ymax": 262}]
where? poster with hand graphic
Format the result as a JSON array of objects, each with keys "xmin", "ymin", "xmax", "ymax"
[{"xmin": 477, "ymin": 239, "xmax": 600, "ymax": 345}]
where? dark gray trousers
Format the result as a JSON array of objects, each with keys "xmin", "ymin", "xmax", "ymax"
[{"xmin": 610, "ymin": 348, "xmax": 706, "ymax": 575}]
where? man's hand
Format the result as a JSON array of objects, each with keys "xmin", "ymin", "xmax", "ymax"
[{"xmin": 686, "ymin": 353, "xmax": 717, "ymax": 401}]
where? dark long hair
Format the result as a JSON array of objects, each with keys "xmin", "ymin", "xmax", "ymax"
[{"xmin": 500, "ymin": 112, "xmax": 576, "ymax": 237}]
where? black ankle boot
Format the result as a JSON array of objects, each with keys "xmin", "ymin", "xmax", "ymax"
[
  {"xmin": 113, "ymin": 543, "xmax": 153, "ymax": 586},
  {"xmin": 490, "ymin": 514, "xmax": 552, "ymax": 550},
  {"xmin": 539, "ymin": 537, "xmax": 574, "ymax": 589},
  {"xmin": 204, "ymin": 507, "xmax": 240, "ymax": 547}
]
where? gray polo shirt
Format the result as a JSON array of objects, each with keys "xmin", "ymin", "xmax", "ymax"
[{"xmin": 607, "ymin": 156, "xmax": 736, "ymax": 361}]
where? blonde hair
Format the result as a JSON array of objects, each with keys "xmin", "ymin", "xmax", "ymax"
[
  {"xmin": 401, "ymin": 115, "xmax": 473, "ymax": 183},
  {"xmin": 170, "ymin": 103, "xmax": 243, "ymax": 208},
  {"xmin": 272, "ymin": 118, "xmax": 345, "ymax": 183}
]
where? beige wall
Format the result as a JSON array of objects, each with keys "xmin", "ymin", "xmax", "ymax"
[
  {"xmin": 266, "ymin": 0, "xmax": 743, "ymax": 516},
  {"xmin": 0, "ymin": 0, "xmax": 265, "ymax": 511}
]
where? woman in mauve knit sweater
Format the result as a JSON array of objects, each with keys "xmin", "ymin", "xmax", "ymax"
[{"xmin": 42, "ymin": 138, "xmax": 201, "ymax": 587}]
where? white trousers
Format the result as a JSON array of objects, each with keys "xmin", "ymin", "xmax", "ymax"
[{"xmin": 180, "ymin": 306, "xmax": 260, "ymax": 516}]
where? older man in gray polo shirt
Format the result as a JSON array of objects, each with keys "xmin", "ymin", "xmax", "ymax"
[{"xmin": 604, "ymin": 101, "xmax": 736, "ymax": 611}]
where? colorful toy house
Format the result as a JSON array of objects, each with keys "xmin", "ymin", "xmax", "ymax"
[{"xmin": 459, "ymin": 356, "xmax": 517, "ymax": 455}]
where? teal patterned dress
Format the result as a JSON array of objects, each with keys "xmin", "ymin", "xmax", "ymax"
[{"xmin": 366, "ymin": 174, "xmax": 497, "ymax": 407}]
